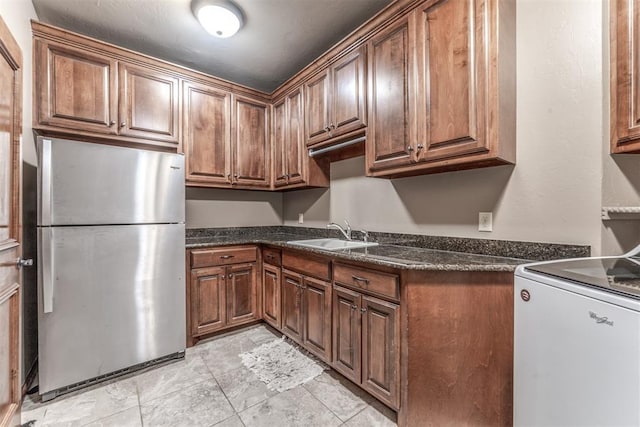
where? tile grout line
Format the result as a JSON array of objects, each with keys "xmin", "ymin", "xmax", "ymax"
[
  {"xmin": 199, "ymin": 353, "xmax": 240, "ymax": 423},
  {"xmin": 135, "ymin": 380, "xmax": 144, "ymax": 427}
]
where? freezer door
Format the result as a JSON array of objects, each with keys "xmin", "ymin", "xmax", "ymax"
[
  {"xmin": 37, "ymin": 224, "xmax": 186, "ymax": 395},
  {"xmin": 514, "ymin": 276, "xmax": 640, "ymax": 426},
  {"xmin": 37, "ymin": 137, "xmax": 185, "ymax": 225}
]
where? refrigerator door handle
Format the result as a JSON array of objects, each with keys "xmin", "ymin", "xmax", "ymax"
[
  {"xmin": 41, "ymin": 228, "xmax": 54, "ymax": 313},
  {"xmin": 40, "ymin": 138, "xmax": 53, "ymax": 226}
]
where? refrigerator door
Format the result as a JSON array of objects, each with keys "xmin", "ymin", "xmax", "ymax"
[
  {"xmin": 37, "ymin": 224, "xmax": 186, "ymax": 395},
  {"xmin": 37, "ymin": 137, "xmax": 185, "ymax": 226},
  {"xmin": 514, "ymin": 275, "xmax": 640, "ymax": 426}
]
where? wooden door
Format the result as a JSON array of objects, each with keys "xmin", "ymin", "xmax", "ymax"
[
  {"xmin": 226, "ymin": 263, "xmax": 257, "ymax": 326},
  {"xmin": 302, "ymin": 277, "xmax": 332, "ymax": 363},
  {"xmin": 611, "ymin": 0, "xmax": 640, "ymax": 152},
  {"xmin": 272, "ymin": 98, "xmax": 288, "ymax": 187},
  {"xmin": 366, "ymin": 16, "xmax": 416, "ymax": 172},
  {"xmin": 332, "ymin": 286, "xmax": 361, "ymax": 384},
  {"xmin": 232, "ymin": 96, "xmax": 270, "ymax": 188},
  {"xmin": 183, "ymin": 81, "xmax": 231, "ymax": 185},
  {"xmin": 118, "ymin": 62, "xmax": 179, "ymax": 144},
  {"xmin": 305, "ymin": 70, "xmax": 331, "ymax": 145},
  {"xmin": 331, "ymin": 46, "xmax": 367, "ymax": 138},
  {"xmin": 262, "ymin": 263, "xmax": 281, "ymax": 329},
  {"xmin": 284, "ymin": 87, "xmax": 306, "ymax": 186},
  {"xmin": 35, "ymin": 39, "xmax": 117, "ymax": 135},
  {"xmin": 0, "ymin": 16, "xmax": 22, "ymax": 427},
  {"xmin": 281, "ymin": 269, "xmax": 303, "ymax": 343},
  {"xmin": 361, "ymin": 295, "xmax": 400, "ymax": 409},
  {"xmin": 414, "ymin": 0, "xmax": 489, "ymax": 162},
  {"xmin": 191, "ymin": 267, "xmax": 226, "ymax": 336}
]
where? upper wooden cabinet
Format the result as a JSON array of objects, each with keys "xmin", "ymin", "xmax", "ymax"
[
  {"xmin": 272, "ymin": 87, "xmax": 330, "ymax": 190},
  {"xmin": 34, "ymin": 37, "xmax": 181, "ymax": 150},
  {"xmin": 305, "ymin": 46, "xmax": 367, "ymax": 146},
  {"xmin": 233, "ymin": 96, "xmax": 270, "ymax": 188},
  {"xmin": 34, "ymin": 40, "xmax": 118, "ymax": 136},
  {"xmin": 611, "ymin": 0, "xmax": 640, "ymax": 153},
  {"xmin": 366, "ymin": 16, "xmax": 415, "ymax": 172},
  {"xmin": 118, "ymin": 62, "xmax": 179, "ymax": 144},
  {"xmin": 366, "ymin": 0, "xmax": 516, "ymax": 177},
  {"xmin": 183, "ymin": 81, "xmax": 231, "ymax": 185}
]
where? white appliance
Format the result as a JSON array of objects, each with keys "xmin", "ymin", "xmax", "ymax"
[
  {"xmin": 37, "ymin": 136, "xmax": 186, "ymax": 401},
  {"xmin": 514, "ymin": 252, "xmax": 640, "ymax": 426}
]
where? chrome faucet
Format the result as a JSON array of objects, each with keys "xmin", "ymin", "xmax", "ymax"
[{"xmin": 327, "ymin": 220, "xmax": 352, "ymax": 240}]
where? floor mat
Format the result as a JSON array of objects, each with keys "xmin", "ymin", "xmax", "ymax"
[{"xmin": 239, "ymin": 337, "xmax": 328, "ymax": 392}]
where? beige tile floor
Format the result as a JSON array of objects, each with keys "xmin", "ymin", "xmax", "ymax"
[{"xmin": 21, "ymin": 324, "xmax": 397, "ymax": 427}]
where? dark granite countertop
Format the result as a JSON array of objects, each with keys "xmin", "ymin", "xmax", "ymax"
[{"xmin": 185, "ymin": 227, "xmax": 590, "ymax": 272}]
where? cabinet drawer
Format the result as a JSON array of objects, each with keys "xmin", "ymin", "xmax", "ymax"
[
  {"xmin": 191, "ymin": 246, "xmax": 257, "ymax": 268},
  {"xmin": 333, "ymin": 263, "xmax": 399, "ymax": 301},
  {"xmin": 282, "ymin": 251, "xmax": 331, "ymax": 281},
  {"xmin": 262, "ymin": 248, "xmax": 282, "ymax": 266}
]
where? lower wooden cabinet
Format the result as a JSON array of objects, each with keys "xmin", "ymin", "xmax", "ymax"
[
  {"xmin": 262, "ymin": 263, "xmax": 281, "ymax": 329},
  {"xmin": 333, "ymin": 285, "xmax": 400, "ymax": 409},
  {"xmin": 187, "ymin": 246, "xmax": 258, "ymax": 343},
  {"xmin": 281, "ymin": 268, "xmax": 332, "ymax": 363}
]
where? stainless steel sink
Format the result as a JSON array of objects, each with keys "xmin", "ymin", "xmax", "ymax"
[{"xmin": 287, "ymin": 238, "xmax": 379, "ymax": 251}]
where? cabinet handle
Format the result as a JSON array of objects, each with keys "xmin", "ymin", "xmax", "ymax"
[
  {"xmin": 120, "ymin": 121, "xmax": 126, "ymax": 128},
  {"xmin": 352, "ymin": 275, "xmax": 369, "ymax": 284},
  {"xmin": 220, "ymin": 255, "xmax": 234, "ymax": 259}
]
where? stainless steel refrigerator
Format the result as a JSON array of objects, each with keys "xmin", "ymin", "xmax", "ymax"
[{"xmin": 36, "ymin": 136, "xmax": 186, "ymax": 401}]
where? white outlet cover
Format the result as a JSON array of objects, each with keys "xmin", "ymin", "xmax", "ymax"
[
  {"xmin": 298, "ymin": 213, "xmax": 304, "ymax": 224},
  {"xmin": 479, "ymin": 212, "xmax": 493, "ymax": 232}
]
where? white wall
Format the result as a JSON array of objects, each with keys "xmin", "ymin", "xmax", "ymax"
[
  {"xmin": 186, "ymin": 187, "xmax": 283, "ymax": 228},
  {"xmin": 284, "ymin": 0, "xmax": 606, "ymax": 253}
]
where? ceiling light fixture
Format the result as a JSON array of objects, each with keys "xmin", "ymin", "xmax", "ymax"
[{"xmin": 192, "ymin": 0, "xmax": 243, "ymax": 39}]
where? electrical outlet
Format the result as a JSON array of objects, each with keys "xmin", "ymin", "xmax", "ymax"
[
  {"xmin": 298, "ymin": 213, "xmax": 304, "ymax": 224},
  {"xmin": 479, "ymin": 212, "xmax": 493, "ymax": 232}
]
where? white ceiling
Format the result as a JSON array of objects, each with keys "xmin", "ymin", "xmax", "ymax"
[{"xmin": 32, "ymin": 0, "xmax": 393, "ymax": 93}]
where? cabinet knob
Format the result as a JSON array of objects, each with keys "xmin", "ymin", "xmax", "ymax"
[
  {"xmin": 109, "ymin": 120, "xmax": 116, "ymax": 126},
  {"xmin": 330, "ymin": 123, "xmax": 335, "ymax": 130},
  {"xmin": 360, "ymin": 308, "xmax": 367, "ymax": 313},
  {"xmin": 350, "ymin": 305, "xmax": 357, "ymax": 311},
  {"xmin": 227, "ymin": 174, "xmax": 232, "ymax": 182},
  {"xmin": 221, "ymin": 275, "xmax": 225, "ymax": 279},
  {"xmin": 324, "ymin": 126, "xmax": 331, "ymax": 132},
  {"xmin": 407, "ymin": 146, "xmax": 414, "ymax": 152},
  {"xmin": 120, "ymin": 122, "xmax": 126, "ymax": 128},
  {"xmin": 417, "ymin": 144, "xmax": 424, "ymax": 151},
  {"xmin": 234, "ymin": 174, "xmax": 238, "ymax": 178},
  {"xmin": 228, "ymin": 274, "xmax": 233, "ymax": 279}
]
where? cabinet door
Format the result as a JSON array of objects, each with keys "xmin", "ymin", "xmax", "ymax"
[
  {"xmin": 183, "ymin": 81, "xmax": 231, "ymax": 185},
  {"xmin": 361, "ymin": 295, "xmax": 400, "ymax": 409},
  {"xmin": 414, "ymin": 0, "xmax": 489, "ymax": 162},
  {"xmin": 226, "ymin": 263, "xmax": 258, "ymax": 326},
  {"xmin": 366, "ymin": 16, "xmax": 416, "ymax": 172},
  {"xmin": 232, "ymin": 96, "xmax": 270, "ymax": 187},
  {"xmin": 332, "ymin": 286, "xmax": 361, "ymax": 383},
  {"xmin": 331, "ymin": 46, "xmax": 367, "ymax": 138},
  {"xmin": 191, "ymin": 267, "xmax": 226, "ymax": 336},
  {"xmin": 285, "ymin": 87, "xmax": 307, "ymax": 185},
  {"xmin": 281, "ymin": 270, "xmax": 303, "ymax": 343},
  {"xmin": 611, "ymin": 0, "xmax": 640, "ymax": 152},
  {"xmin": 302, "ymin": 277, "xmax": 332, "ymax": 363},
  {"xmin": 119, "ymin": 62, "xmax": 179, "ymax": 144},
  {"xmin": 272, "ymin": 98, "xmax": 288, "ymax": 187},
  {"xmin": 262, "ymin": 263, "xmax": 281, "ymax": 329},
  {"xmin": 35, "ymin": 40, "xmax": 117, "ymax": 134},
  {"xmin": 305, "ymin": 70, "xmax": 331, "ymax": 145}
]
